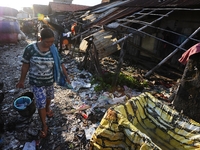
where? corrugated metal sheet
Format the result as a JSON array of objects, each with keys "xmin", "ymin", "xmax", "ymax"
[
  {"xmin": 95, "ymin": 7, "xmax": 141, "ymax": 26},
  {"xmin": 49, "ymin": 2, "xmax": 89, "ymax": 12},
  {"xmin": 85, "ymin": 0, "xmax": 200, "ymax": 28},
  {"xmin": 120, "ymin": 0, "xmax": 200, "ymax": 8},
  {"xmin": 78, "ymin": 0, "xmax": 200, "ymax": 76}
]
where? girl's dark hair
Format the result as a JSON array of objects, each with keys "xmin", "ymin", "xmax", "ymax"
[{"xmin": 40, "ymin": 28, "xmax": 54, "ymax": 40}]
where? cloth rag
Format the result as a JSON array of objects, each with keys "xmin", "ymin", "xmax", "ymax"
[{"xmin": 179, "ymin": 43, "xmax": 200, "ymax": 65}]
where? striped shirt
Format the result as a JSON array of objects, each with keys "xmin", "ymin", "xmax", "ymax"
[{"xmin": 22, "ymin": 43, "xmax": 56, "ymax": 86}]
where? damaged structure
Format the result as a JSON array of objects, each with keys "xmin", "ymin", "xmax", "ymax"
[
  {"xmin": 1, "ymin": 0, "xmax": 200, "ymax": 149},
  {"xmin": 28, "ymin": 0, "xmax": 200, "ymax": 148},
  {"xmin": 60, "ymin": 0, "xmax": 200, "ymax": 79},
  {"xmin": 64, "ymin": 0, "xmax": 200, "ymax": 149}
]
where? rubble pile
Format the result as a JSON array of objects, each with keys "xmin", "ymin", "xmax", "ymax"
[{"xmin": 0, "ymin": 38, "xmax": 177, "ymax": 150}]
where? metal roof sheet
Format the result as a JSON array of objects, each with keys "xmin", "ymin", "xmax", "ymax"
[
  {"xmin": 86, "ymin": 0, "xmax": 200, "ymax": 28},
  {"xmin": 120, "ymin": 0, "xmax": 200, "ymax": 8}
]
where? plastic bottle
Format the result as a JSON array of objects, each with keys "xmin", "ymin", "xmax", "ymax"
[{"xmin": 80, "ymin": 111, "xmax": 88, "ymax": 119}]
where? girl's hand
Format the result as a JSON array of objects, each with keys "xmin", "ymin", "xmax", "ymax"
[
  {"xmin": 16, "ymin": 82, "xmax": 24, "ymax": 88},
  {"xmin": 65, "ymin": 76, "xmax": 71, "ymax": 84}
]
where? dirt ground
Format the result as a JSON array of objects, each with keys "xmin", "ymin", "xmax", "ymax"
[
  {"xmin": 0, "ymin": 37, "xmax": 179, "ymax": 149},
  {"xmin": 0, "ymin": 38, "xmax": 92, "ymax": 149}
]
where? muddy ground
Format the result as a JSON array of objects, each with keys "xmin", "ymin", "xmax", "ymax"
[{"xmin": 0, "ymin": 37, "xmax": 180, "ymax": 150}]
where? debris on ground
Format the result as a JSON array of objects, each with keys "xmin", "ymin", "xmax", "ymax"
[{"xmin": 0, "ymin": 37, "xmax": 178, "ymax": 149}]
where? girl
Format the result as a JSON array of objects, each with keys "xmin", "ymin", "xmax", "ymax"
[{"xmin": 16, "ymin": 28, "xmax": 70, "ymax": 138}]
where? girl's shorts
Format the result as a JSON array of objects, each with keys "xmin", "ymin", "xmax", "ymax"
[{"xmin": 31, "ymin": 85, "xmax": 54, "ymax": 109}]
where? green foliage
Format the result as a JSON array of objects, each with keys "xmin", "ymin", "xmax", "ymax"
[
  {"xmin": 91, "ymin": 75, "xmax": 112, "ymax": 92},
  {"xmin": 92, "ymin": 72, "xmax": 148, "ymax": 92}
]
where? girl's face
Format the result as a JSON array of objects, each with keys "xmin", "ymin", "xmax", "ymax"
[{"xmin": 41, "ymin": 37, "xmax": 55, "ymax": 48}]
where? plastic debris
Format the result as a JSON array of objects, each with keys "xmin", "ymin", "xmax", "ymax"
[
  {"xmin": 80, "ymin": 111, "xmax": 88, "ymax": 119},
  {"xmin": 23, "ymin": 140, "xmax": 36, "ymax": 150},
  {"xmin": 84, "ymin": 127, "xmax": 96, "ymax": 140},
  {"xmin": 108, "ymin": 95, "xmax": 127, "ymax": 105}
]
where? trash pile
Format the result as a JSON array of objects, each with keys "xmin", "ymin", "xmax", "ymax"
[{"xmin": 0, "ymin": 38, "xmax": 177, "ymax": 150}]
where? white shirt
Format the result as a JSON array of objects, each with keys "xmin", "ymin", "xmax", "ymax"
[{"xmin": 63, "ymin": 31, "xmax": 71, "ymax": 38}]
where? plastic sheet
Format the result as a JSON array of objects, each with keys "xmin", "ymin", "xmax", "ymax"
[
  {"xmin": 90, "ymin": 92, "xmax": 200, "ymax": 150},
  {"xmin": 23, "ymin": 140, "xmax": 36, "ymax": 150},
  {"xmin": 0, "ymin": 20, "xmax": 20, "ymax": 33}
]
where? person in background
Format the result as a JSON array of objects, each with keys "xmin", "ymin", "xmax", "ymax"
[
  {"xmin": 60, "ymin": 30, "xmax": 72, "ymax": 52},
  {"xmin": 16, "ymin": 27, "xmax": 70, "ymax": 138},
  {"xmin": 71, "ymin": 22, "xmax": 77, "ymax": 36}
]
